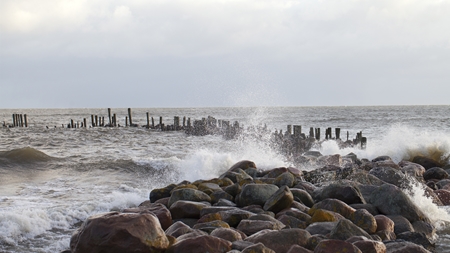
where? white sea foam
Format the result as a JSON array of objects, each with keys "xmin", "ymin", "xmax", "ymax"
[{"xmin": 317, "ymin": 125, "xmax": 450, "ymax": 164}]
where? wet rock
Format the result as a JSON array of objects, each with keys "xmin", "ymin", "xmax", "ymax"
[
  {"xmin": 309, "ymin": 208, "xmax": 345, "ymax": 223},
  {"xmin": 210, "ymin": 227, "xmax": 243, "ymax": 242},
  {"xmin": 165, "ymin": 221, "xmax": 193, "ymax": 238},
  {"xmin": 370, "ymin": 184, "xmax": 430, "ymax": 223},
  {"xmin": 169, "ymin": 200, "xmax": 210, "ymax": 219},
  {"xmin": 237, "ymin": 219, "xmax": 285, "ymax": 236},
  {"xmin": 384, "ymin": 240, "xmax": 432, "ymax": 253},
  {"xmin": 329, "ymin": 218, "xmax": 371, "ymax": 241},
  {"xmin": 396, "ymin": 232, "xmax": 435, "ymax": 251},
  {"xmin": 70, "ymin": 212, "xmax": 170, "ymax": 253},
  {"xmin": 274, "ymin": 172, "xmax": 296, "ymax": 188},
  {"xmin": 242, "ymin": 242, "xmax": 276, "ymax": 253},
  {"xmin": 310, "ymin": 198, "xmax": 356, "ymax": 219},
  {"xmin": 412, "ymin": 221, "xmax": 436, "ymax": 239},
  {"xmin": 214, "ymin": 198, "xmax": 237, "ymax": 207},
  {"xmin": 166, "ymin": 234, "xmax": 232, "ymax": 253},
  {"xmin": 286, "ymin": 244, "xmax": 313, "ymax": 253},
  {"xmin": 277, "ymin": 214, "xmax": 308, "ymax": 229},
  {"xmin": 290, "ymin": 188, "xmax": 315, "ymax": 207},
  {"xmin": 168, "ymin": 188, "xmax": 212, "ymax": 208},
  {"xmin": 245, "ymin": 228, "xmax": 311, "ymax": 253},
  {"xmin": 350, "ymin": 237, "xmax": 387, "ymax": 253},
  {"xmin": 375, "ymin": 215, "xmax": 395, "ymax": 233},
  {"xmin": 369, "ymin": 167, "xmax": 407, "ymax": 187},
  {"xmin": 346, "ymin": 172, "xmax": 385, "ymax": 186},
  {"xmin": 314, "ymin": 182, "xmax": 366, "ymax": 204},
  {"xmin": 193, "ymin": 220, "xmax": 230, "ymax": 233},
  {"xmin": 232, "ymin": 240, "xmax": 255, "ymax": 251},
  {"xmin": 372, "ymin": 156, "xmax": 393, "ymax": 162},
  {"xmin": 350, "ymin": 203, "xmax": 379, "ymax": 216},
  {"xmin": 305, "ymin": 221, "xmax": 337, "ymax": 236},
  {"xmin": 424, "ymin": 167, "xmax": 449, "ymax": 181},
  {"xmin": 412, "ymin": 156, "xmax": 442, "ymax": 170},
  {"xmin": 223, "ymin": 183, "xmax": 241, "ymax": 198},
  {"xmin": 220, "ymin": 168, "xmax": 253, "ymax": 184},
  {"xmin": 237, "ymin": 183, "xmax": 279, "ymax": 207},
  {"xmin": 150, "ymin": 184, "xmax": 177, "ymax": 203},
  {"xmin": 348, "ymin": 208, "xmax": 377, "ymax": 234},
  {"xmin": 127, "ymin": 202, "xmax": 173, "ymax": 230},
  {"xmin": 228, "ymin": 160, "xmax": 257, "ymax": 172},
  {"xmin": 276, "ymin": 208, "xmax": 311, "ymax": 222},
  {"xmin": 210, "ymin": 190, "xmax": 234, "ymax": 204},
  {"xmin": 387, "ymin": 215, "xmax": 415, "ymax": 234},
  {"xmin": 434, "ymin": 189, "xmax": 450, "ymax": 205},
  {"xmin": 263, "ymin": 185, "xmax": 294, "ymax": 213},
  {"xmin": 314, "ymin": 239, "xmax": 362, "ymax": 253}
]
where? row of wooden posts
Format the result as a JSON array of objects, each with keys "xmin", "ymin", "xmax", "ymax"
[{"xmin": 2, "ymin": 114, "xmax": 28, "ymax": 128}]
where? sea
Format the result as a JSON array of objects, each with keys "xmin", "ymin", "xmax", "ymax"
[{"xmin": 0, "ymin": 106, "xmax": 449, "ymax": 253}]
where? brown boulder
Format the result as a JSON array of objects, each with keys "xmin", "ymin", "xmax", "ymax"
[
  {"xmin": 375, "ymin": 215, "xmax": 395, "ymax": 233},
  {"xmin": 70, "ymin": 212, "xmax": 170, "ymax": 253},
  {"xmin": 348, "ymin": 208, "xmax": 377, "ymax": 234},
  {"xmin": 210, "ymin": 227, "xmax": 243, "ymax": 242},
  {"xmin": 168, "ymin": 188, "xmax": 211, "ymax": 208},
  {"xmin": 263, "ymin": 185, "xmax": 294, "ymax": 213},
  {"xmin": 286, "ymin": 244, "xmax": 313, "ymax": 253},
  {"xmin": 169, "ymin": 200, "xmax": 210, "ymax": 219},
  {"xmin": 237, "ymin": 183, "xmax": 279, "ymax": 207},
  {"xmin": 242, "ymin": 242, "xmax": 276, "ymax": 253},
  {"xmin": 434, "ymin": 189, "xmax": 450, "ymax": 205},
  {"xmin": 385, "ymin": 240, "xmax": 432, "ymax": 253},
  {"xmin": 314, "ymin": 239, "xmax": 362, "ymax": 253},
  {"xmin": 352, "ymin": 238, "xmax": 387, "ymax": 253},
  {"xmin": 126, "ymin": 202, "xmax": 172, "ymax": 230},
  {"xmin": 245, "ymin": 228, "xmax": 311, "ymax": 253},
  {"xmin": 237, "ymin": 219, "xmax": 285, "ymax": 236},
  {"xmin": 166, "ymin": 235, "xmax": 232, "ymax": 253},
  {"xmin": 310, "ymin": 198, "xmax": 356, "ymax": 219}
]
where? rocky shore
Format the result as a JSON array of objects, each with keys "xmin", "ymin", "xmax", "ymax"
[{"xmin": 66, "ymin": 153, "xmax": 450, "ymax": 253}]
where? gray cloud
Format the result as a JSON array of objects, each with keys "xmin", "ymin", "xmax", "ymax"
[{"xmin": 1, "ymin": 0, "xmax": 449, "ymax": 108}]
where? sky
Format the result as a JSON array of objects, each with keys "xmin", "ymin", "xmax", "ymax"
[{"xmin": 1, "ymin": 0, "xmax": 449, "ymax": 108}]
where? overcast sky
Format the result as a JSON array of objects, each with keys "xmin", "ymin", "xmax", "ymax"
[{"xmin": 1, "ymin": 0, "xmax": 449, "ymax": 108}]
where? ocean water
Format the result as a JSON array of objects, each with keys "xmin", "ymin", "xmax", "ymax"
[{"xmin": 0, "ymin": 106, "xmax": 449, "ymax": 252}]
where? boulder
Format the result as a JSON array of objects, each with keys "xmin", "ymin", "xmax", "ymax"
[
  {"xmin": 166, "ymin": 235, "xmax": 232, "ymax": 253},
  {"xmin": 290, "ymin": 188, "xmax": 315, "ymax": 207},
  {"xmin": 350, "ymin": 203, "xmax": 379, "ymax": 216},
  {"xmin": 387, "ymin": 215, "xmax": 415, "ymax": 234},
  {"xmin": 329, "ymin": 218, "xmax": 371, "ymax": 241},
  {"xmin": 165, "ymin": 221, "xmax": 193, "ymax": 238},
  {"xmin": 126, "ymin": 202, "xmax": 173, "ymax": 230},
  {"xmin": 375, "ymin": 215, "xmax": 395, "ymax": 233},
  {"xmin": 214, "ymin": 198, "xmax": 237, "ymax": 207},
  {"xmin": 348, "ymin": 208, "xmax": 377, "ymax": 234},
  {"xmin": 351, "ymin": 237, "xmax": 387, "ymax": 253},
  {"xmin": 396, "ymin": 232, "xmax": 435, "ymax": 251},
  {"xmin": 314, "ymin": 239, "xmax": 362, "ymax": 253},
  {"xmin": 193, "ymin": 220, "xmax": 230, "ymax": 233},
  {"xmin": 237, "ymin": 219, "xmax": 285, "ymax": 236},
  {"xmin": 305, "ymin": 221, "xmax": 337, "ymax": 236},
  {"xmin": 277, "ymin": 214, "xmax": 308, "ymax": 229},
  {"xmin": 276, "ymin": 208, "xmax": 312, "ymax": 223},
  {"xmin": 237, "ymin": 183, "xmax": 279, "ymax": 207},
  {"xmin": 150, "ymin": 184, "xmax": 176, "ymax": 203},
  {"xmin": 434, "ymin": 189, "xmax": 450, "ymax": 205},
  {"xmin": 314, "ymin": 182, "xmax": 366, "ymax": 204},
  {"xmin": 310, "ymin": 198, "xmax": 356, "ymax": 219},
  {"xmin": 242, "ymin": 242, "xmax": 276, "ymax": 253},
  {"xmin": 168, "ymin": 188, "xmax": 211, "ymax": 208},
  {"xmin": 286, "ymin": 244, "xmax": 313, "ymax": 253},
  {"xmin": 424, "ymin": 167, "xmax": 449, "ymax": 181},
  {"xmin": 309, "ymin": 209, "xmax": 345, "ymax": 223},
  {"xmin": 169, "ymin": 200, "xmax": 210, "ymax": 219},
  {"xmin": 369, "ymin": 167, "xmax": 407, "ymax": 187},
  {"xmin": 70, "ymin": 212, "xmax": 170, "ymax": 253},
  {"xmin": 210, "ymin": 227, "xmax": 243, "ymax": 242},
  {"xmin": 369, "ymin": 184, "xmax": 430, "ymax": 223},
  {"xmin": 412, "ymin": 156, "xmax": 442, "ymax": 170},
  {"xmin": 228, "ymin": 160, "xmax": 257, "ymax": 172},
  {"xmin": 210, "ymin": 190, "xmax": 234, "ymax": 204},
  {"xmin": 245, "ymin": 228, "xmax": 311, "ymax": 253},
  {"xmin": 384, "ymin": 240, "xmax": 432, "ymax": 253},
  {"xmin": 274, "ymin": 172, "xmax": 296, "ymax": 188},
  {"xmin": 263, "ymin": 185, "xmax": 294, "ymax": 213}
]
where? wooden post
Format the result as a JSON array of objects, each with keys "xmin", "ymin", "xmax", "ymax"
[
  {"xmin": 309, "ymin": 127, "xmax": 314, "ymax": 138},
  {"xmin": 126, "ymin": 116, "xmax": 128, "ymax": 127},
  {"xmin": 160, "ymin": 117, "xmax": 163, "ymax": 130},
  {"xmin": 94, "ymin": 115, "xmax": 98, "ymax": 127},
  {"xmin": 71, "ymin": 119, "xmax": 74, "ymax": 129},
  {"xmin": 24, "ymin": 114, "xmax": 28, "ymax": 127},
  {"xmin": 146, "ymin": 112, "xmax": 150, "ymax": 129},
  {"xmin": 361, "ymin": 137, "xmax": 367, "ymax": 149},
  {"xmin": 335, "ymin": 128, "xmax": 341, "ymax": 140},
  {"xmin": 84, "ymin": 118, "xmax": 87, "ymax": 128},
  {"xmin": 174, "ymin": 116, "xmax": 180, "ymax": 130},
  {"xmin": 113, "ymin": 114, "xmax": 117, "ymax": 127},
  {"xmin": 151, "ymin": 117, "xmax": 155, "ymax": 128},
  {"xmin": 19, "ymin": 114, "xmax": 23, "ymax": 127},
  {"xmin": 315, "ymin": 128, "xmax": 320, "ymax": 140},
  {"xmin": 108, "ymin": 108, "xmax": 112, "ymax": 126},
  {"xmin": 12, "ymin": 114, "xmax": 16, "ymax": 127},
  {"xmin": 128, "ymin": 108, "xmax": 133, "ymax": 126},
  {"xmin": 183, "ymin": 116, "xmax": 186, "ymax": 128},
  {"xmin": 347, "ymin": 131, "xmax": 349, "ymax": 141},
  {"xmin": 287, "ymin": 125, "xmax": 292, "ymax": 135},
  {"xmin": 293, "ymin": 125, "xmax": 302, "ymax": 137}
]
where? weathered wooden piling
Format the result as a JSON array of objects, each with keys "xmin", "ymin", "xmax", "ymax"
[
  {"xmin": 151, "ymin": 117, "xmax": 155, "ymax": 128},
  {"xmin": 108, "ymin": 108, "xmax": 112, "ymax": 126},
  {"xmin": 293, "ymin": 125, "xmax": 302, "ymax": 137},
  {"xmin": 160, "ymin": 117, "xmax": 163, "ymax": 130},
  {"xmin": 125, "ymin": 117, "xmax": 128, "ymax": 127},
  {"xmin": 24, "ymin": 114, "xmax": 28, "ymax": 127},
  {"xmin": 335, "ymin": 128, "xmax": 341, "ymax": 139},
  {"xmin": 128, "ymin": 108, "xmax": 133, "ymax": 126},
  {"xmin": 83, "ymin": 118, "xmax": 87, "ymax": 128},
  {"xmin": 146, "ymin": 112, "xmax": 150, "ymax": 129},
  {"xmin": 287, "ymin": 125, "xmax": 292, "ymax": 135}
]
